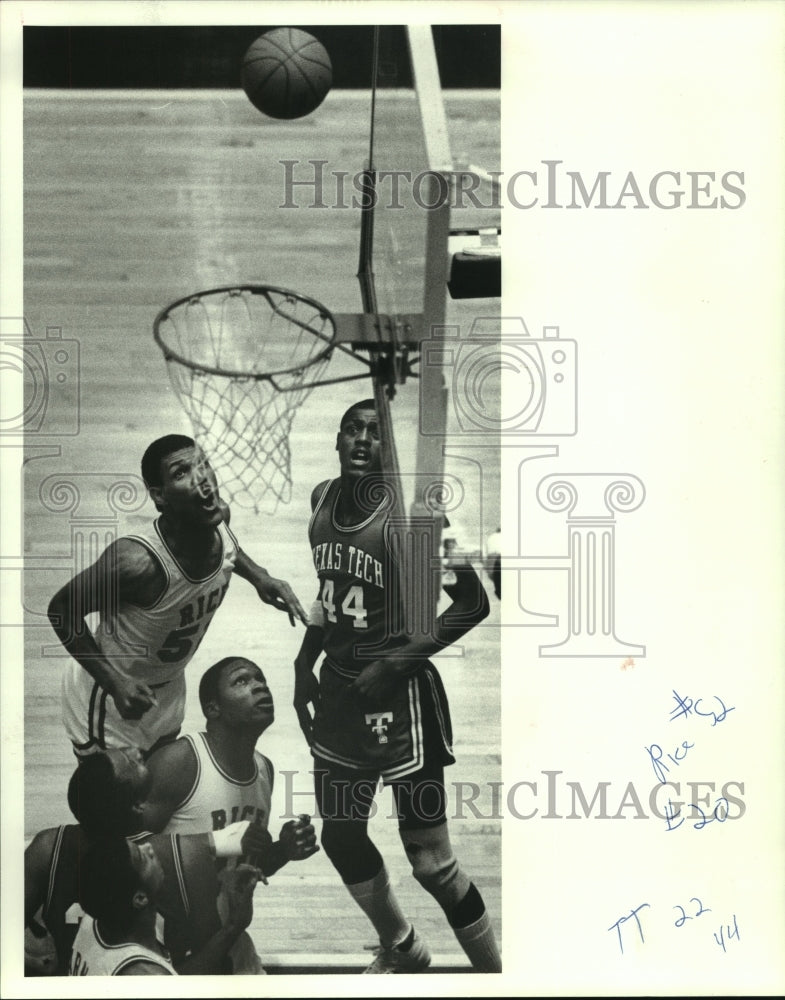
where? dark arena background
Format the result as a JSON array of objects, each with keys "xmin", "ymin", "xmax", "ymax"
[{"xmin": 23, "ymin": 25, "xmax": 501, "ymax": 88}]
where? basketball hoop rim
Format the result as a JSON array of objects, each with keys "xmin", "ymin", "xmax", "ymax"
[{"xmin": 152, "ymin": 282, "xmax": 337, "ymax": 382}]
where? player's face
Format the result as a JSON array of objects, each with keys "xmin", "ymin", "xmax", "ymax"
[
  {"xmin": 154, "ymin": 446, "xmax": 223, "ymax": 528},
  {"xmin": 106, "ymin": 746, "xmax": 153, "ymax": 804},
  {"xmin": 336, "ymin": 408, "xmax": 382, "ymax": 476},
  {"xmin": 217, "ymin": 660, "xmax": 275, "ymax": 729},
  {"xmin": 128, "ymin": 840, "xmax": 165, "ymax": 900}
]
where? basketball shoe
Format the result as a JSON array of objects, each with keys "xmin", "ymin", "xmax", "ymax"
[{"xmin": 363, "ymin": 926, "xmax": 432, "ymax": 974}]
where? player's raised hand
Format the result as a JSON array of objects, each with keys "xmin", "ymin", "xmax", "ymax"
[
  {"xmin": 221, "ymin": 864, "xmax": 261, "ymax": 932},
  {"xmin": 109, "ymin": 676, "xmax": 158, "ymax": 720},
  {"xmin": 293, "ymin": 669, "xmax": 320, "ymax": 744},
  {"xmin": 241, "ymin": 821, "xmax": 274, "ymax": 875},
  {"xmin": 279, "ymin": 815, "xmax": 320, "ymax": 861},
  {"xmin": 255, "ymin": 573, "xmax": 308, "ymax": 627}
]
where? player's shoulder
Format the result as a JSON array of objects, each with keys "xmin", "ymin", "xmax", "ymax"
[
  {"xmin": 146, "ymin": 734, "xmax": 199, "ymax": 795},
  {"xmin": 116, "ymin": 957, "xmax": 175, "ymax": 976},
  {"xmin": 141, "ymin": 737, "xmax": 199, "ymax": 831},
  {"xmin": 26, "ymin": 826, "xmax": 61, "ymax": 865},
  {"xmin": 255, "ymin": 751, "xmax": 275, "ymax": 786},
  {"xmin": 310, "ymin": 479, "xmax": 333, "ymax": 511},
  {"xmin": 109, "ymin": 534, "xmax": 165, "ymax": 580},
  {"xmin": 148, "ymin": 733, "xmax": 197, "ymax": 773}
]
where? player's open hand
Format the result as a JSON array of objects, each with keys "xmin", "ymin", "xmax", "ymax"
[
  {"xmin": 279, "ymin": 815, "xmax": 320, "ymax": 862},
  {"xmin": 110, "ymin": 676, "xmax": 158, "ymax": 720},
  {"xmin": 350, "ymin": 657, "xmax": 402, "ymax": 704},
  {"xmin": 241, "ymin": 820, "xmax": 274, "ymax": 867},
  {"xmin": 255, "ymin": 573, "xmax": 308, "ymax": 627},
  {"xmin": 293, "ymin": 670, "xmax": 320, "ymax": 744},
  {"xmin": 221, "ymin": 864, "xmax": 261, "ymax": 932}
]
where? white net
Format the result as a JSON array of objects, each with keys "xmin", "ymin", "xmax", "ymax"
[{"xmin": 154, "ymin": 285, "xmax": 335, "ymax": 514}]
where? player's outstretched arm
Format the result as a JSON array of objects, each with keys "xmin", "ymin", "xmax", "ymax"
[
  {"xmin": 47, "ymin": 538, "xmax": 163, "ymax": 720},
  {"xmin": 233, "ymin": 546, "xmax": 308, "ymax": 627},
  {"xmin": 293, "ymin": 615, "xmax": 325, "ymax": 744},
  {"xmin": 438, "ymin": 562, "xmax": 491, "ymax": 637},
  {"xmin": 154, "ymin": 831, "xmax": 256, "ymax": 975},
  {"xmin": 257, "ymin": 815, "xmax": 320, "ymax": 878},
  {"xmin": 116, "ymin": 959, "xmax": 177, "ymax": 976},
  {"xmin": 140, "ymin": 738, "xmax": 198, "ymax": 833},
  {"xmin": 220, "ymin": 496, "xmax": 307, "ymax": 626},
  {"xmin": 174, "ymin": 864, "xmax": 260, "ymax": 975},
  {"xmin": 25, "ymin": 828, "xmax": 80, "ymax": 973},
  {"xmin": 24, "ymin": 828, "xmax": 58, "ymax": 930}
]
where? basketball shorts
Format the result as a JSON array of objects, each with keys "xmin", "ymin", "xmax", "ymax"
[
  {"xmin": 310, "ymin": 657, "xmax": 455, "ymax": 782},
  {"xmin": 62, "ymin": 661, "xmax": 186, "ymax": 755}
]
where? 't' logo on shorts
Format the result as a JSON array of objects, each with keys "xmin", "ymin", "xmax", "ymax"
[{"xmin": 365, "ymin": 711, "xmax": 393, "ymax": 744}]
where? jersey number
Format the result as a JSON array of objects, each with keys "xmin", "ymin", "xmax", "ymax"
[
  {"xmin": 157, "ymin": 624, "xmax": 202, "ymax": 663},
  {"xmin": 321, "ymin": 580, "xmax": 368, "ymax": 629}
]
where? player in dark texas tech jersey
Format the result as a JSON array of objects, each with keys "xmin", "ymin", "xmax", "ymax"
[
  {"xmin": 294, "ymin": 399, "xmax": 502, "ymax": 974},
  {"xmin": 307, "ymin": 474, "xmax": 455, "ymax": 780},
  {"xmin": 49, "ymin": 434, "xmax": 307, "ymax": 756}
]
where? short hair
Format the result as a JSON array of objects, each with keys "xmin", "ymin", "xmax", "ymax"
[
  {"xmin": 339, "ymin": 399, "xmax": 376, "ymax": 430},
  {"xmin": 67, "ymin": 755, "xmax": 138, "ymax": 837},
  {"xmin": 79, "ymin": 838, "xmax": 142, "ymax": 927},
  {"xmin": 198, "ymin": 656, "xmax": 255, "ymax": 715},
  {"xmin": 141, "ymin": 434, "xmax": 195, "ymax": 488}
]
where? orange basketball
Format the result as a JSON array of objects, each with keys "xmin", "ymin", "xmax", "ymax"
[{"xmin": 241, "ymin": 28, "xmax": 332, "ymax": 120}]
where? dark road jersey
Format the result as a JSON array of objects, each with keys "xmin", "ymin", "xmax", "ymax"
[{"xmin": 308, "ymin": 478, "xmax": 404, "ymax": 675}]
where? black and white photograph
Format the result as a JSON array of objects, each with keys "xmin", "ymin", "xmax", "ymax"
[
  {"xmin": 1, "ymin": 1, "xmax": 783, "ymax": 996},
  {"xmin": 8, "ymin": 5, "xmax": 503, "ymax": 988}
]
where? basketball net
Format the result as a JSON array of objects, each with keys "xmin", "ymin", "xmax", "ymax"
[{"xmin": 154, "ymin": 285, "xmax": 336, "ymax": 514}]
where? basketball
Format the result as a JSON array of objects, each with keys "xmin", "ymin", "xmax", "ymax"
[{"xmin": 241, "ymin": 28, "xmax": 332, "ymax": 120}]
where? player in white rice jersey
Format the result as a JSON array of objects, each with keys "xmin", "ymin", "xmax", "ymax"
[
  {"xmin": 69, "ymin": 835, "xmax": 258, "ymax": 976},
  {"xmin": 26, "ymin": 747, "xmax": 272, "ymax": 975},
  {"xmin": 142, "ymin": 656, "xmax": 319, "ymax": 973},
  {"xmin": 49, "ymin": 434, "xmax": 307, "ymax": 756}
]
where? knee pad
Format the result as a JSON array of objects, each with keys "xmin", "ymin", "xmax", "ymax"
[
  {"xmin": 320, "ymin": 818, "xmax": 382, "ymax": 884},
  {"xmin": 400, "ymin": 823, "xmax": 471, "ymax": 912}
]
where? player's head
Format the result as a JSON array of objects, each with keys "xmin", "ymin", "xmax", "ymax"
[
  {"xmin": 336, "ymin": 399, "xmax": 382, "ymax": 476},
  {"xmin": 67, "ymin": 747, "xmax": 151, "ymax": 837},
  {"xmin": 141, "ymin": 434, "xmax": 195, "ymax": 488},
  {"xmin": 199, "ymin": 656, "xmax": 274, "ymax": 733},
  {"xmin": 80, "ymin": 837, "xmax": 164, "ymax": 931},
  {"xmin": 141, "ymin": 435, "xmax": 222, "ymax": 528}
]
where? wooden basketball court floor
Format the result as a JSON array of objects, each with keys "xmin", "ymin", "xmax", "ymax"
[{"xmin": 21, "ymin": 89, "xmax": 501, "ymax": 972}]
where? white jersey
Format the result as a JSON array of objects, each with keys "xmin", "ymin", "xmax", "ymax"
[
  {"xmin": 162, "ymin": 731, "xmax": 273, "ymax": 976},
  {"xmin": 68, "ymin": 915, "xmax": 176, "ymax": 976},
  {"xmin": 62, "ymin": 519, "xmax": 238, "ymax": 753},
  {"xmin": 163, "ymin": 732, "xmax": 273, "ymax": 835}
]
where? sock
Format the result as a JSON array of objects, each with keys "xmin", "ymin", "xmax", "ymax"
[
  {"xmin": 346, "ymin": 865, "xmax": 411, "ymax": 949},
  {"xmin": 453, "ymin": 909, "xmax": 502, "ymax": 972}
]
